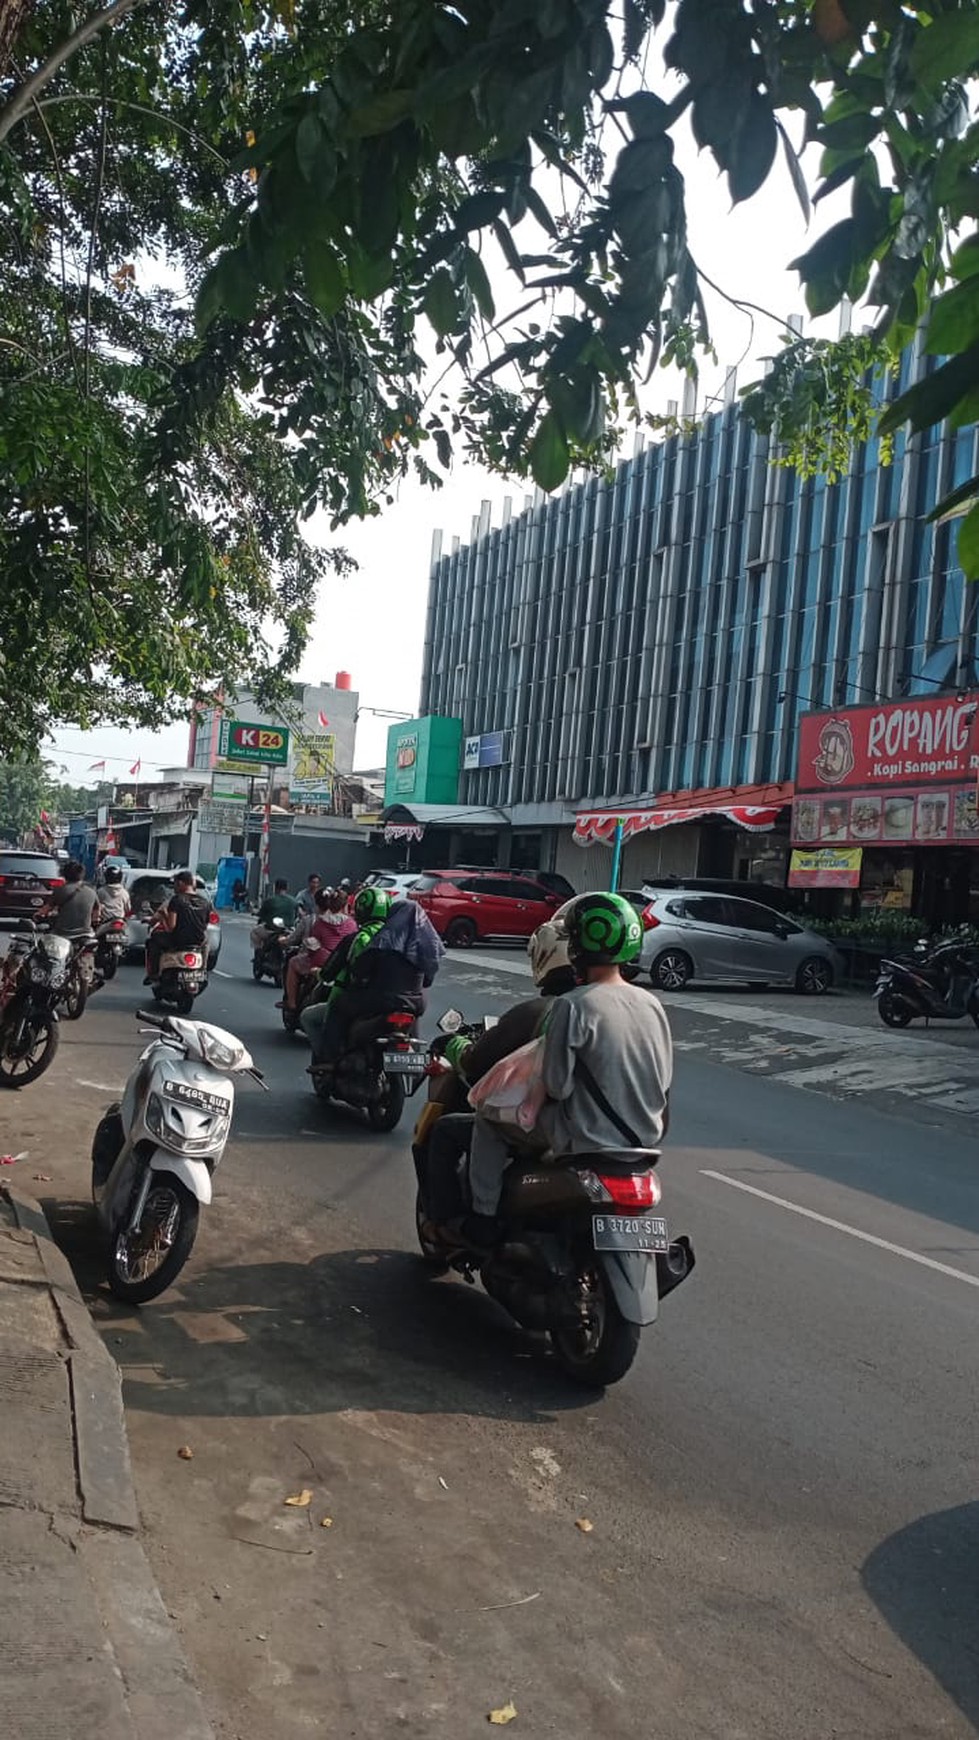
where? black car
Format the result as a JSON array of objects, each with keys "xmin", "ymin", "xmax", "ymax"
[{"xmin": 0, "ymin": 850, "xmax": 66, "ymax": 925}]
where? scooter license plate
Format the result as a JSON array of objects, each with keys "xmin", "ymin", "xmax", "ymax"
[
  {"xmin": 382, "ymin": 1050, "xmax": 426, "ymax": 1073},
  {"xmin": 592, "ymin": 1214, "xmax": 669, "ymax": 1253}
]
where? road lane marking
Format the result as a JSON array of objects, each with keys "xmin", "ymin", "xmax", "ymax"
[
  {"xmin": 214, "ymin": 970, "xmax": 233, "ymax": 978},
  {"xmin": 76, "ymin": 1078, "xmax": 122, "ymax": 1092},
  {"xmin": 701, "ymin": 1169, "xmax": 979, "ymax": 1290}
]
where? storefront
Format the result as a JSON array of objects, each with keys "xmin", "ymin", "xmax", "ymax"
[
  {"xmin": 571, "ymin": 785, "xmax": 792, "ymax": 891},
  {"xmin": 791, "ymin": 695, "xmax": 979, "ymax": 926}
]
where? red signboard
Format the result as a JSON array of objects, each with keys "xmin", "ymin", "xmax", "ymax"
[{"xmin": 796, "ymin": 695, "xmax": 979, "ymax": 794}]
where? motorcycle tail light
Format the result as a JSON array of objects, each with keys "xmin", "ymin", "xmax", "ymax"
[
  {"xmin": 182, "ymin": 953, "xmax": 198, "ymax": 966},
  {"xmin": 595, "ymin": 1170, "xmax": 661, "ymax": 1209},
  {"xmin": 110, "ymin": 921, "xmax": 125, "ymax": 932},
  {"xmin": 386, "ymin": 1012, "xmax": 414, "ymax": 1027}
]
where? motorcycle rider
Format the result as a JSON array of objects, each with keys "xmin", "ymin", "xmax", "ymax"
[
  {"xmin": 461, "ymin": 891, "xmax": 673, "ymax": 1248},
  {"xmin": 144, "ymin": 870, "xmax": 210, "ymax": 984},
  {"xmin": 295, "ymin": 872, "xmax": 322, "ymax": 920},
  {"xmin": 249, "ymin": 877, "xmax": 297, "ymax": 954},
  {"xmin": 279, "ymin": 887, "xmax": 356, "ymax": 1013},
  {"xmin": 423, "ymin": 918, "xmax": 577, "ymax": 1231},
  {"xmin": 42, "ymin": 859, "xmax": 100, "ymax": 935},
  {"xmin": 97, "ymin": 865, "xmax": 131, "ymax": 921},
  {"xmin": 300, "ymin": 885, "xmax": 393, "ymax": 1064}
]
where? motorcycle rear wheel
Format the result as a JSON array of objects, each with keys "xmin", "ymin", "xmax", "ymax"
[
  {"xmin": 101, "ymin": 955, "xmax": 118, "ymax": 981},
  {"xmin": 367, "ymin": 1072, "xmax": 405, "ymax": 1132},
  {"xmin": 252, "ymin": 957, "xmax": 264, "ymax": 981},
  {"xmin": 109, "ymin": 1173, "xmax": 199, "ymax": 1303},
  {"xmin": 550, "ymin": 1262, "xmax": 640, "ymax": 1387},
  {"xmin": 878, "ymin": 991, "xmax": 913, "ymax": 1028},
  {"xmin": 63, "ymin": 973, "xmax": 87, "ymax": 1021},
  {"xmin": 0, "ymin": 1010, "xmax": 59, "ymax": 1088}
]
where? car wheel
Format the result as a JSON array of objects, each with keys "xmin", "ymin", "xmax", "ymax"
[
  {"xmin": 445, "ymin": 918, "xmax": 477, "ymax": 949},
  {"xmin": 795, "ymin": 956, "xmax": 832, "ymax": 995},
  {"xmin": 652, "ymin": 949, "xmax": 693, "ymax": 991}
]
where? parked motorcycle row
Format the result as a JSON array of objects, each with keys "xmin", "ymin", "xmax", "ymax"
[
  {"xmin": 0, "ymin": 915, "xmax": 130, "ymax": 1086},
  {"xmin": 874, "ymin": 930, "xmax": 979, "ymax": 1030}
]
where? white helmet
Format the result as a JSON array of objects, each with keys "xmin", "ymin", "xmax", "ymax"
[{"xmin": 527, "ymin": 917, "xmax": 572, "ymax": 988}]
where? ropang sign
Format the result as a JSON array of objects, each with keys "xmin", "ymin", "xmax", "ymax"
[{"xmin": 797, "ymin": 696, "xmax": 979, "ymax": 792}]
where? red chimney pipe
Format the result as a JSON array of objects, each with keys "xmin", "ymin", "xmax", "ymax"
[{"xmin": 335, "ymin": 670, "xmax": 352, "ymax": 691}]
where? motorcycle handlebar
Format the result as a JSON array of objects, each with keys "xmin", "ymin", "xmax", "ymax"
[{"xmin": 135, "ymin": 1008, "xmax": 169, "ymax": 1027}]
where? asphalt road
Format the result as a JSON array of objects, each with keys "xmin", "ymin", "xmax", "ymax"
[{"xmin": 14, "ymin": 917, "xmax": 979, "ymax": 1738}]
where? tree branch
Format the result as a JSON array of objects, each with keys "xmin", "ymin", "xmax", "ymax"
[{"xmin": 0, "ymin": 0, "xmax": 143, "ymax": 146}]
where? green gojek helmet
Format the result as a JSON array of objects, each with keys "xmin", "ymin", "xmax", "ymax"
[
  {"xmin": 566, "ymin": 891, "xmax": 642, "ymax": 968},
  {"xmin": 353, "ymin": 885, "xmax": 392, "ymax": 925}
]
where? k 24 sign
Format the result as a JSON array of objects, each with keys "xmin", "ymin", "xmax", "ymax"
[{"xmin": 219, "ymin": 719, "xmax": 291, "ymax": 766}]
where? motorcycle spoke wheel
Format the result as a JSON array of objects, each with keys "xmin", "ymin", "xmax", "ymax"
[
  {"xmin": 550, "ymin": 1263, "xmax": 640, "ymax": 1388},
  {"xmin": 109, "ymin": 1176, "xmax": 199, "ymax": 1304},
  {"xmin": 0, "ymin": 1014, "xmax": 59, "ymax": 1087}
]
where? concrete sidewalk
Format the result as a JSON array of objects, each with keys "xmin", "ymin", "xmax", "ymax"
[{"xmin": 0, "ymin": 1183, "xmax": 213, "ymax": 1740}]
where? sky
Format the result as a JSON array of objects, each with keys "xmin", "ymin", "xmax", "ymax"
[{"xmin": 48, "ymin": 84, "xmax": 848, "ymax": 780}]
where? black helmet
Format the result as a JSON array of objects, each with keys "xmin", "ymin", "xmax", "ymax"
[
  {"xmin": 104, "ymin": 866, "xmax": 122, "ymax": 884},
  {"xmin": 565, "ymin": 892, "xmax": 642, "ymax": 967}
]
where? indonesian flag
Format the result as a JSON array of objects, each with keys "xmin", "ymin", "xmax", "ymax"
[
  {"xmin": 317, "ymin": 710, "xmax": 330, "ymax": 729},
  {"xmin": 129, "ymin": 758, "xmax": 141, "ymax": 777},
  {"xmin": 39, "ymin": 809, "xmax": 51, "ymax": 824},
  {"xmin": 88, "ymin": 760, "xmax": 106, "ymax": 772}
]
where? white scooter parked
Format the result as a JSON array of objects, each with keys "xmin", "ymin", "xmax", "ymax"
[{"xmin": 91, "ymin": 1009, "xmax": 266, "ymax": 1303}]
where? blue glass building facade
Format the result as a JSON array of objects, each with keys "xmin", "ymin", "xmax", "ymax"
[{"xmin": 420, "ymin": 343, "xmax": 979, "ymax": 891}]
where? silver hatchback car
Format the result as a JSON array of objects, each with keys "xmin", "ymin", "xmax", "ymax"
[{"xmin": 640, "ymin": 891, "xmax": 838, "ymax": 994}]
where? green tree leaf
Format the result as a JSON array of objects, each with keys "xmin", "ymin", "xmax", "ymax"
[
  {"xmin": 528, "ymin": 409, "xmax": 570, "ymax": 490},
  {"xmin": 464, "ymin": 249, "xmax": 495, "ymax": 321},
  {"xmin": 792, "ymin": 219, "xmax": 858, "ymax": 317},
  {"xmin": 957, "ymin": 501, "xmax": 979, "ymax": 581},
  {"xmin": 927, "ymin": 279, "xmax": 979, "ymax": 357},
  {"xmin": 910, "ymin": 13, "xmax": 979, "ymax": 93},
  {"xmin": 728, "ymin": 94, "xmax": 777, "ymax": 204},
  {"xmin": 423, "ymin": 269, "xmax": 458, "ymax": 338},
  {"xmin": 302, "ymin": 240, "xmax": 346, "ymax": 316}
]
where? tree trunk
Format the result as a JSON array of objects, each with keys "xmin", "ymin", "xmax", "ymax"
[{"xmin": 0, "ymin": 0, "xmax": 36, "ymax": 82}]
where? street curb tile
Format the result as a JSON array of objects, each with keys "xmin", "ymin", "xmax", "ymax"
[
  {"xmin": 2, "ymin": 1183, "xmax": 215, "ymax": 1738},
  {"xmin": 69, "ymin": 1351, "xmax": 139, "ymax": 1532},
  {"xmin": 83, "ymin": 1528, "xmax": 215, "ymax": 1740}
]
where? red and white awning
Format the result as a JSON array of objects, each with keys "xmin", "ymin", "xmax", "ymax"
[{"xmin": 573, "ymin": 804, "xmax": 783, "ymax": 845}]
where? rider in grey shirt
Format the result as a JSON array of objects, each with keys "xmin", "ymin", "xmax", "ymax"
[
  {"xmin": 464, "ymin": 893, "xmax": 672, "ymax": 1241},
  {"xmin": 45, "ymin": 861, "xmax": 99, "ymax": 935}
]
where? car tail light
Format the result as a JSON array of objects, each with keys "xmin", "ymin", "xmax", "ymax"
[
  {"xmin": 641, "ymin": 905, "xmax": 659, "ymax": 930},
  {"xmin": 595, "ymin": 1171, "xmax": 661, "ymax": 1209},
  {"xmin": 209, "ymin": 910, "xmax": 219, "ymax": 924},
  {"xmin": 48, "ymin": 877, "xmax": 65, "ymax": 889},
  {"xmin": 386, "ymin": 1011, "xmax": 415, "ymax": 1028}
]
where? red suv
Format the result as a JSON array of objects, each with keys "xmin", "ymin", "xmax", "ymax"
[{"xmin": 411, "ymin": 870, "xmax": 564, "ymax": 947}]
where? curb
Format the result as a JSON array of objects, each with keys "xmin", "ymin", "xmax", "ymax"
[{"xmin": 2, "ymin": 1182, "xmax": 215, "ymax": 1740}]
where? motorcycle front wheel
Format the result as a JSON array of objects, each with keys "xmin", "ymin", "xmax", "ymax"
[
  {"xmin": 0, "ymin": 1009, "xmax": 59, "ymax": 1087},
  {"xmin": 878, "ymin": 991, "xmax": 914, "ymax": 1028},
  {"xmin": 550, "ymin": 1261, "xmax": 640, "ymax": 1387},
  {"xmin": 109, "ymin": 1173, "xmax": 199, "ymax": 1303},
  {"xmin": 367, "ymin": 1071, "xmax": 405, "ymax": 1132}
]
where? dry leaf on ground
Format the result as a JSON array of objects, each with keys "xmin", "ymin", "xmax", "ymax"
[
  {"xmin": 575, "ymin": 1518, "xmax": 594, "ymax": 1533},
  {"xmin": 320, "ymin": 1516, "xmax": 333, "ymax": 1528},
  {"xmin": 177, "ymin": 1445, "xmax": 194, "ymax": 1461},
  {"xmin": 32, "ymin": 1173, "xmax": 52, "ymax": 1182},
  {"xmin": 284, "ymin": 1489, "xmax": 313, "ymax": 1508},
  {"xmin": 488, "ymin": 1702, "xmax": 517, "ymax": 1725}
]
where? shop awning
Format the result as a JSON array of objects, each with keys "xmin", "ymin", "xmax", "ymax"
[
  {"xmin": 380, "ymin": 803, "xmax": 509, "ymax": 830},
  {"xmin": 573, "ymin": 783, "xmax": 792, "ymax": 845}
]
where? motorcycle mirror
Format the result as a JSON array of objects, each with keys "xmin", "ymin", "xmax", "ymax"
[{"xmin": 437, "ymin": 1007, "xmax": 464, "ymax": 1034}]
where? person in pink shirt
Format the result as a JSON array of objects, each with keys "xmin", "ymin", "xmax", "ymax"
[{"xmin": 280, "ymin": 888, "xmax": 356, "ymax": 1012}]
